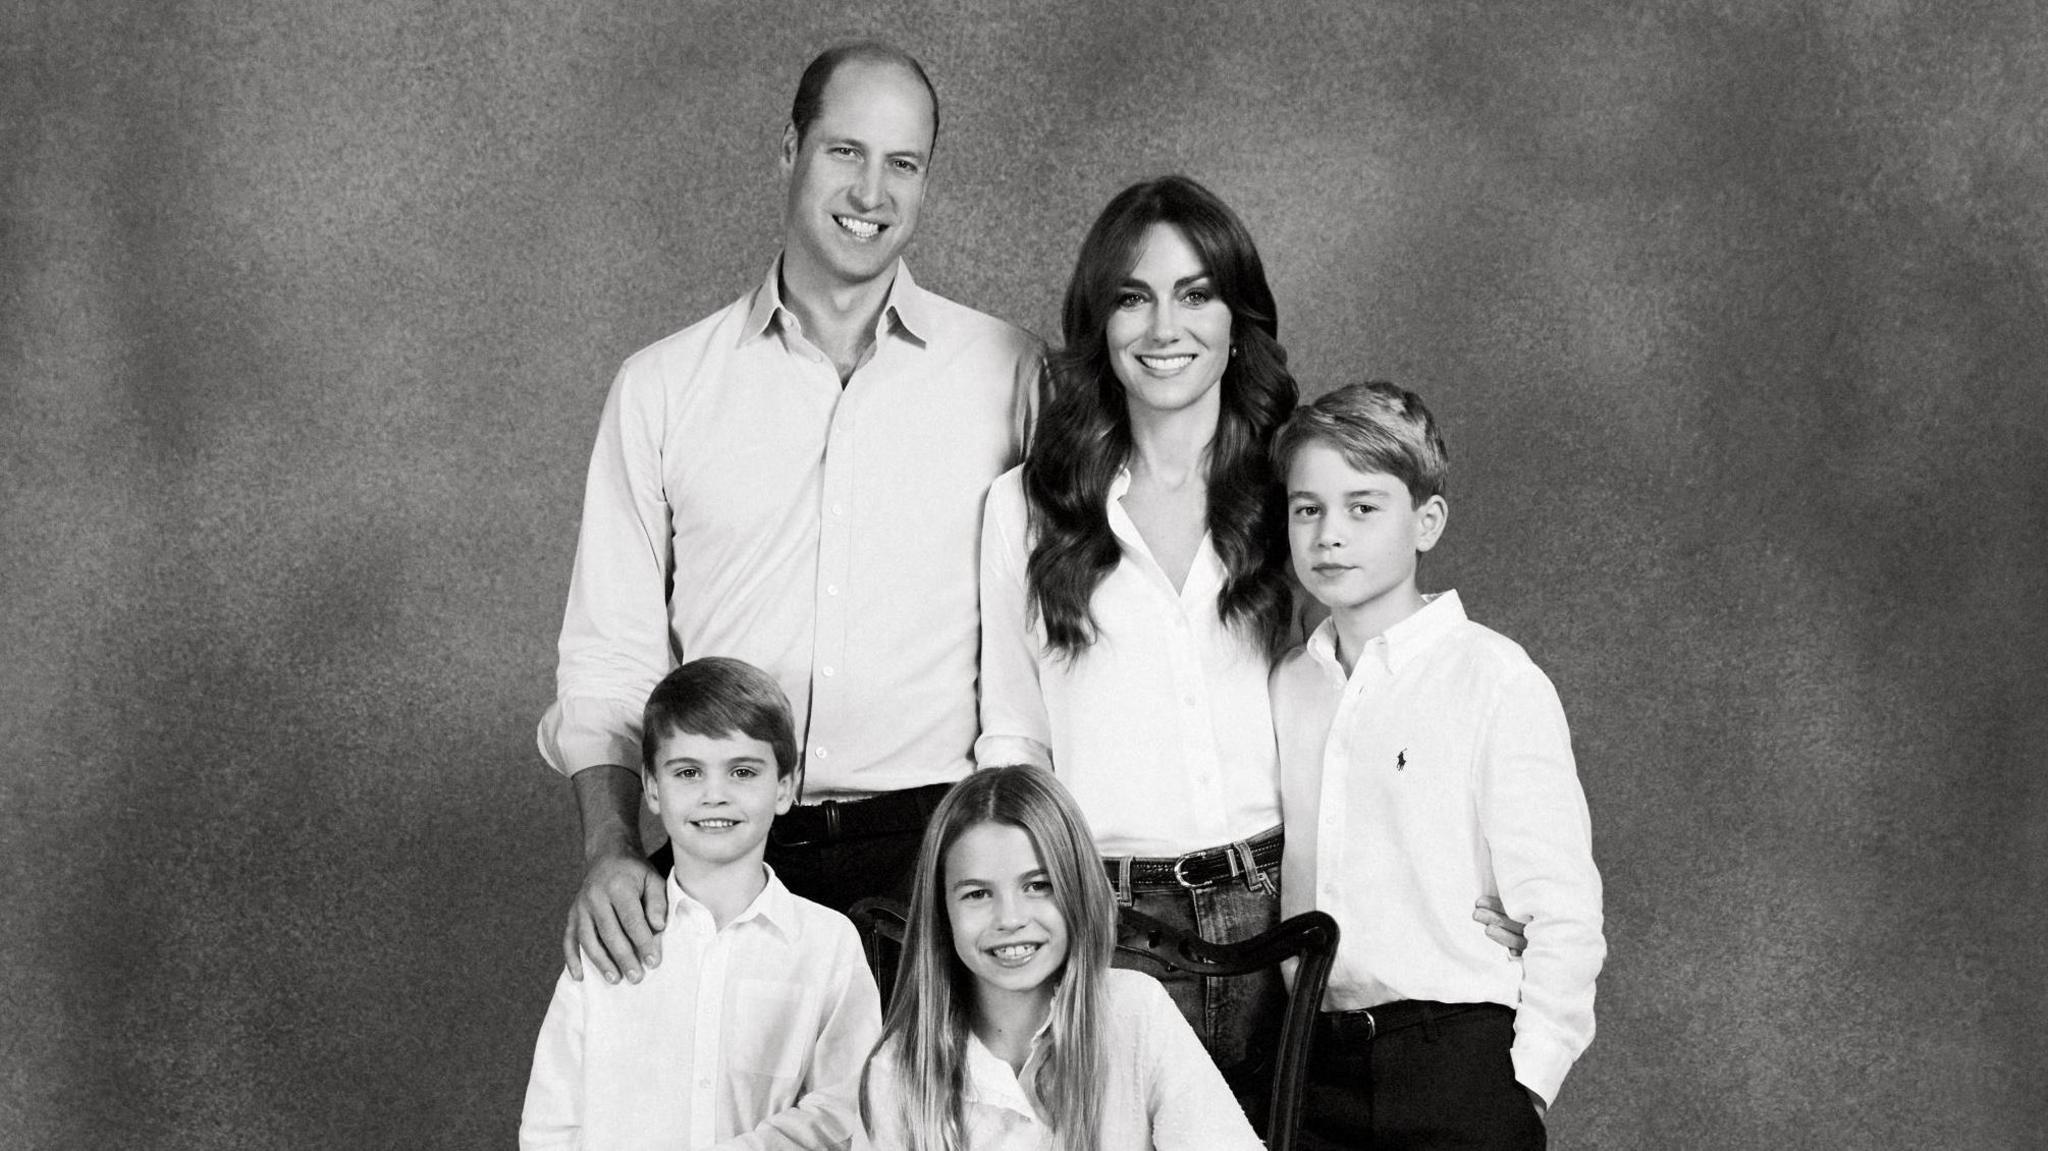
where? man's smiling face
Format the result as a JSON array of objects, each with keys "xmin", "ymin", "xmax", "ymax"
[{"xmin": 779, "ymin": 58, "xmax": 934, "ymax": 290}]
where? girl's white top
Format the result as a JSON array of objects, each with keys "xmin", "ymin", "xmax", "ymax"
[{"xmin": 863, "ymin": 967, "xmax": 1265, "ymax": 1151}]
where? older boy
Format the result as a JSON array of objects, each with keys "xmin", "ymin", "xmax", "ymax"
[
  {"xmin": 1270, "ymin": 383, "xmax": 1605, "ymax": 1149},
  {"xmin": 521, "ymin": 658, "xmax": 882, "ymax": 1150}
]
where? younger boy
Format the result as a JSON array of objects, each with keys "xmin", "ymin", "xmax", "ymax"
[
  {"xmin": 1270, "ymin": 383, "xmax": 1605, "ymax": 1149},
  {"xmin": 520, "ymin": 657, "xmax": 882, "ymax": 1150}
]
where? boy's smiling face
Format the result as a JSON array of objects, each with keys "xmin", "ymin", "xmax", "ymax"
[
  {"xmin": 644, "ymin": 730, "xmax": 793, "ymax": 872},
  {"xmin": 1286, "ymin": 441, "xmax": 1447, "ymax": 640}
]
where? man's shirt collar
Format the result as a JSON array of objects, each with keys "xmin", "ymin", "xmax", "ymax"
[{"xmin": 741, "ymin": 256, "xmax": 931, "ymax": 349}]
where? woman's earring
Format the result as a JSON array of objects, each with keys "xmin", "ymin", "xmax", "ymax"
[{"xmin": 1230, "ymin": 344, "xmax": 1239, "ymax": 359}]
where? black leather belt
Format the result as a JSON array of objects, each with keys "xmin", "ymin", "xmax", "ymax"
[
  {"xmin": 1102, "ymin": 826, "xmax": 1283, "ymax": 890},
  {"xmin": 768, "ymin": 782, "xmax": 952, "ymax": 848},
  {"xmin": 1315, "ymin": 1001, "xmax": 1506, "ymax": 1046}
]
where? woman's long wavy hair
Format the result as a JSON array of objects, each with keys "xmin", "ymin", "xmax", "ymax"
[
  {"xmin": 1024, "ymin": 175, "xmax": 1298, "ymax": 661},
  {"xmin": 860, "ymin": 766, "xmax": 1118, "ymax": 1151}
]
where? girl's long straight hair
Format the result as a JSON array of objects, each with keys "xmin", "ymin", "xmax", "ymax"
[
  {"xmin": 1024, "ymin": 174, "xmax": 1298, "ymax": 663},
  {"xmin": 860, "ymin": 766, "xmax": 1118, "ymax": 1151}
]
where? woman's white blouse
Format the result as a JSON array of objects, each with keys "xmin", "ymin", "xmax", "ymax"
[{"xmin": 975, "ymin": 466, "xmax": 1283, "ymax": 856}]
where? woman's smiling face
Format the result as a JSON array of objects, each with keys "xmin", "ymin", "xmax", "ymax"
[{"xmin": 1105, "ymin": 222, "xmax": 1234, "ymax": 423}]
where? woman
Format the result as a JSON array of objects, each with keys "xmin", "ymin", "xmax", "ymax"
[{"xmin": 976, "ymin": 174, "xmax": 1295, "ymax": 1074}]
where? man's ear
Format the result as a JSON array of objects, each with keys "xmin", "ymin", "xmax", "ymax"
[
  {"xmin": 779, "ymin": 123, "xmax": 799, "ymax": 175},
  {"xmin": 774, "ymin": 770, "xmax": 796, "ymax": 815},
  {"xmin": 1414, "ymin": 494, "xmax": 1449, "ymax": 554},
  {"xmin": 643, "ymin": 772, "xmax": 661, "ymax": 815}
]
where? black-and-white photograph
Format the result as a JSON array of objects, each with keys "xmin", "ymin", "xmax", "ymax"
[{"xmin": 5, "ymin": 2, "xmax": 2042, "ymax": 1147}]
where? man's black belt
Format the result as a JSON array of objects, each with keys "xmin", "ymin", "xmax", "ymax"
[
  {"xmin": 1102, "ymin": 826, "xmax": 1284, "ymax": 890},
  {"xmin": 1315, "ymin": 1000, "xmax": 1507, "ymax": 1046},
  {"xmin": 769, "ymin": 782, "xmax": 952, "ymax": 848}
]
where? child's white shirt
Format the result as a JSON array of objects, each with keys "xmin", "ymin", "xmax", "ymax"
[
  {"xmin": 1272, "ymin": 590, "xmax": 1606, "ymax": 1106},
  {"xmin": 863, "ymin": 968, "xmax": 1262, "ymax": 1151},
  {"xmin": 519, "ymin": 866, "xmax": 881, "ymax": 1150}
]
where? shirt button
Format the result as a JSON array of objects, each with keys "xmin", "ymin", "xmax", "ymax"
[
  {"xmin": 826, "ymin": 584, "xmax": 839, "ymax": 596},
  {"xmin": 832, "ymin": 503, "xmax": 846, "ymax": 517},
  {"xmin": 812, "ymin": 746, "xmax": 829, "ymax": 759},
  {"xmin": 821, "ymin": 666, "xmax": 835, "ymax": 677},
  {"xmin": 1183, "ymin": 695, "xmax": 1197, "ymax": 708}
]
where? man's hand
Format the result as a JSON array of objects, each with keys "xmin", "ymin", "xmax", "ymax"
[
  {"xmin": 564, "ymin": 848, "xmax": 666, "ymax": 984},
  {"xmin": 1472, "ymin": 895, "xmax": 1529, "ymax": 956},
  {"xmin": 563, "ymin": 764, "xmax": 666, "ymax": 983}
]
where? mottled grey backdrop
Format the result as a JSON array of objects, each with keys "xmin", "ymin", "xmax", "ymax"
[{"xmin": 4, "ymin": 0, "xmax": 2043, "ymax": 1147}]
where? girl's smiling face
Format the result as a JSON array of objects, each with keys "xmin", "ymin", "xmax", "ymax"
[{"xmin": 944, "ymin": 821, "xmax": 1071, "ymax": 1009}]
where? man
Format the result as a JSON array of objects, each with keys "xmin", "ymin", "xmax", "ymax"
[{"xmin": 538, "ymin": 42, "xmax": 1041, "ymax": 986}]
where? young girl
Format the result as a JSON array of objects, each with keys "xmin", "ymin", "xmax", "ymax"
[{"xmin": 860, "ymin": 765, "xmax": 1263, "ymax": 1151}]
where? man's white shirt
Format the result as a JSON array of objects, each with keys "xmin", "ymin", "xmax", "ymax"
[{"xmin": 540, "ymin": 259, "xmax": 1039, "ymax": 796}]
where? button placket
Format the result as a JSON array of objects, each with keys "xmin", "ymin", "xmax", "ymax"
[
  {"xmin": 685, "ymin": 925, "xmax": 724, "ymax": 1147},
  {"xmin": 1166, "ymin": 608, "xmax": 1230, "ymax": 842},
  {"xmin": 811, "ymin": 374, "xmax": 858, "ymax": 780}
]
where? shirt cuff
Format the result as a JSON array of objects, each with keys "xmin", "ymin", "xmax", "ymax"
[
  {"xmin": 971, "ymin": 734, "xmax": 1051, "ymax": 771},
  {"xmin": 536, "ymin": 698, "xmax": 645, "ymax": 777},
  {"xmin": 1510, "ymin": 1030, "xmax": 1576, "ymax": 1109}
]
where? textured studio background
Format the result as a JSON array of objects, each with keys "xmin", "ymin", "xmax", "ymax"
[{"xmin": 4, "ymin": 1, "xmax": 2045, "ymax": 1147}]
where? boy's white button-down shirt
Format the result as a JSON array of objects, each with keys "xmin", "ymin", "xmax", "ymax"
[
  {"xmin": 519, "ymin": 868, "xmax": 882, "ymax": 1150},
  {"xmin": 975, "ymin": 466, "xmax": 1283, "ymax": 855},
  {"xmin": 538, "ymin": 259, "xmax": 1040, "ymax": 797},
  {"xmin": 863, "ymin": 969, "xmax": 1263, "ymax": 1151},
  {"xmin": 1271, "ymin": 591, "xmax": 1606, "ymax": 1106}
]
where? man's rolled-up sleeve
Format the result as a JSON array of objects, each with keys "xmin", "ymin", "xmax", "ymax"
[{"xmin": 537, "ymin": 361, "xmax": 677, "ymax": 777}]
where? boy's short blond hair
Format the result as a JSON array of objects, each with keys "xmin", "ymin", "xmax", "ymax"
[{"xmin": 1271, "ymin": 381, "xmax": 1448, "ymax": 504}]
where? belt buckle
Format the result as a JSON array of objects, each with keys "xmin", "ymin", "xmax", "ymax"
[
  {"xmin": 1361, "ymin": 1009, "xmax": 1377, "ymax": 1041},
  {"xmin": 1171, "ymin": 852, "xmax": 1206, "ymax": 889}
]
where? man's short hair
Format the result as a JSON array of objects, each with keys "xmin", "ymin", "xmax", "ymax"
[
  {"xmin": 1272, "ymin": 381, "xmax": 1449, "ymax": 504},
  {"xmin": 640, "ymin": 657, "xmax": 800, "ymax": 779},
  {"xmin": 789, "ymin": 41, "xmax": 940, "ymax": 151}
]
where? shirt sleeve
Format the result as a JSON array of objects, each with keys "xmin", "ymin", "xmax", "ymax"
[
  {"xmin": 518, "ymin": 970, "xmax": 586, "ymax": 1150},
  {"xmin": 856, "ymin": 1038, "xmax": 905, "ymax": 1150},
  {"xmin": 711, "ymin": 920, "xmax": 885, "ymax": 1151},
  {"xmin": 974, "ymin": 471, "xmax": 1054, "ymax": 770},
  {"xmin": 1136, "ymin": 977, "xmax": 1265, "ymax": 1151},
  {"xmin": 536, "ymin": 359, "xmax": 677, "ymax": 777},
  {"xmin": 1476, "ymin": 663, "xmax": 1606, "ymax": 1106},
  {"xmin": 1012, "ymin": 340, "xmax": 1046, "ymax": 456}
]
